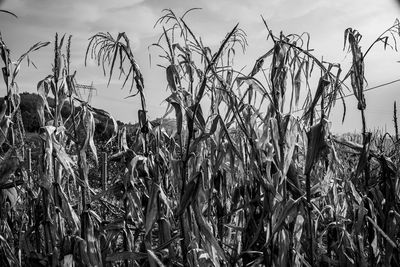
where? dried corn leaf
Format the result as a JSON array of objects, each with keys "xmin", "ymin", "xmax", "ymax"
[
  {"xmin": 0, "ymin": 234, "xmax": 20, "ymax": 267},
  {"xmin": 166, "ymin": 64, "xmax": 180, "ymax": 92},
  {"xmin": 270, "ymin": 198, "xmax": 299, "ymax": 239},
  {"xmin": 147, "ymin": 249, "xmax": 166, "ymax": 267},
  {"xmin": 304, "ymin": 118, "xmax": 330, "ymax": 175},
  {"xmin": 0, "ymin": 140, "xmax": 18, "ymax": 184},
  {"xmin": 37, "ymin": 76, "xmax": 53, "ymax": 112},
  {"xmin": 81, "ymin": 106, "xmax": 98, "ymax": 165},
  {"xmin": 40, "ymin": 126, "xmax": 56, "ymax": 189},
  {"xmin": 1, "ymin": 187, "xmax": 17, "ymax": 210},
  {"xmin": 119, "ymin": 126, "xmax": 128, "ymax": 151},
  {"xmin": 0, "ymin": 99, "xmax": 6, "ymax": 121},
  {"xmin": 270, "ymin": 117, "xmax": 281, "ymax": 166},
  {"xmin": 91, "ymin": 106, "xmax": 118, "ymax": 145},
  {"xmin": 176, "ymin": 172, "xmax": 201, "ymax": 218},
  {"xmin": 303, "ymin": 76, "xmax": 330, "ymax": 121},
  {"xmin": 277, "ymin": 229, "xmax": 290, "ymax": 266},
  {"xmin": 60, "ymin": 254, "xmax": 74, "ymax": 267},
  {"xmin": 293, "ymin": 61, "xmax": 305, "ymax": 106},
  {"xmin": 56, "ymin": 76, "xmax": 69, "ymax": 124},
  {"xmin": 72, "ymin": 236, "xmax": 91, "ymax": 266},
  {"xmin": 282, "ymin": 116, "xmax": 298, "ymax": 177},
  {"xmin": 55, "ymin": 184, "xmax": 80, "ymax": 233},
  {"xmin": 12, "ymin": 40, "xmax": 50, "ymax": 83},
  {"xmin": 345, "ymin": 28, "xmax": 366, "ymax": 110},
  {"xmin": 52, "ymin": 136, "xmax": 76, "ymax": 182},
  {"xmin": 0, "ymin": 116, "xmax": 12, "ymax": 147},
  {"xmin": 292, "ymin": 214, "xmax": 304, "ymax": 266},
  {"xmin": 145, "ymin": 182, "xmax": 159, "ymax": 236},
  {"xmin": 192, "ymin": 200, "xmax": 227, "ymax": 263},
  {"xmin": 354, "ymin": 132, "xmax": 371, "ymax": 179},
  {"xmin": 166, "ymin": 93, "xmax": 183, "ymax": 136},
  {"xmin": 82, "ymin": 211, "xmax": 103, "ymax": 266},
  {"xmin": 158, "ymin": 185, "xmax": 173, "ymax": 217}
]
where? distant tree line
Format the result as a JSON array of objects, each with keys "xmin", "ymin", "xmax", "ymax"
[{"xmin": 2, "ymin": 92, "xmax": 175, "ymax": 143}]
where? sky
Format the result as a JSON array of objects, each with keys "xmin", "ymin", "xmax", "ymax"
[{"xmin": 0, "ymin": 0, "xmax": 400, "ymax": 133}]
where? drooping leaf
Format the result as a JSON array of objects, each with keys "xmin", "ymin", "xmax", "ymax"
[
  {"xmin": 293, "ymin": 60, "xmax": 305, "ymax": 106},
  {"xmin": 91, "ymin": 106, "xmax": 118, "ymax": 145},
  {"xmin": 292, "ymin": 214, "xmax": 305, "ymax": 266},
  {"xmin": 158, "ymin": 185, "xmax": 173, "ymax": 217},
  {"xmin": 166, "ymin": 64, "xmax": 180, "ymax": 92},
  {"xmin": 0, "ymin": 116, "xmax": 12, "ymax": 149},
  {"xmin": 60, "ymin": 254, "xmax": 75, "ymax": 267},
  {"xmin": 72, "ymin": 236, "xmax": 91, "ymax": 266},
  {"xmin": 270, "ymin": 117, "xmax": 281, "ymax": 166},
  {"xmin": 192, "ymin": 199, "xmax": 228, "ymax": 263},
  {"xmin": 0, "ymin": 149, "xmax": 19, "ymax": 185},
  {"xmin": 81, "ymin": 105, "xmax": 98, "ymax": 165},
  {"xmin": 82, "ymin": 211, "xmax": 102, "ymax": 266},
  {"xmin": 145, "ymin": 182, "xmax": 159, "ymax": 236},
  {"xmin": 55, "ymin": 184, "xmax": 80, "ymax": 233},
  {"xmin": 37, "ymin": 75, "xmax": 53, "ymax": 126},
  {"xmin": 303, "ymin": 76, "xmax": 330, "ymax": 121},
  {"xmin": 270, "ymin": 198, "xmax": 299, "ymax": 239},
  {"xmin": 39, "ymin": 126, "xmax": 56, "ymax": 189},
  {"xmin": 282, "ymin": 115, "xmax": 298, "ymax": 177},
  {"xmin": 1, "ymin": 187, "xmax": 17, "ymax": 210},
  {"xmin": 52, "ymin": 136, "xmax": 76, "ymax": 182},
  {"xmin": 0, "ymin": 10, "xmax": 18, "ymax": 18},
  {"xmin": 119, "ymin": 126, "xmax": 129, "ymax": 151},
  {"xmin": 175, "ymin": 172, "xmax": 201, "ymax": 218},
  {"xmin": 0, "ymin": 234, "xmax": 20, "ymax": 267},
  {"xmin": 166, "ymin": 93, "xmax": 183, "ymax": 136},
  {"xmin": 277, "ymin": 229, "xmax": 290, "ymax": 266},
  {"xmin": 147, "ymin": 249, "xmax": 166, "ymax": 267},
  {"xmin": 304, "ymin": 118, "xmax": 330, "ymax": 175},
  {"xmin": 12, "ymin": 41, "xmax": 50, "ymax": 84}
]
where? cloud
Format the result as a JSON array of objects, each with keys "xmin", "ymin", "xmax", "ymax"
[{"xmin": 86, "ymin": 4, "xmax": 159, "ymax": 47}]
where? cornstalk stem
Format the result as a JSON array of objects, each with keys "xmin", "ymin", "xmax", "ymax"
[
  {"xmin": 179, "ymin": 134, "xmax": 189, "ymax": 266},
  {"xmin": 394, "ymin": 101, "xmax": 398, "ymax": 141},
  {"xmin": 306, "ymin": 172, "xmax": 314, "ymax": 267}
]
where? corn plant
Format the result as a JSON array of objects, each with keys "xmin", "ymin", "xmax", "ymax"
[
  {"xmin": 2, "ymin": 7, "xmax": 400, "ymax": 267},
  {"xmin": 0, "ymin": 26, "xmax": 49, "ymax": 265},
  {"xmin": 81, "ymin": 10, "xmax": 400, "ymax": 267}
]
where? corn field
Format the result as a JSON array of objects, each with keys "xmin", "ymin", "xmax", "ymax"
[{"xmin": 1, "ymin": 8, "xmax": 400, "ymax": 267}]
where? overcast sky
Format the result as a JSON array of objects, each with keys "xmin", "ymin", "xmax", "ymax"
[{"xmin": 1, "ymin": 0, "xmax": 400, "ymax": 133}]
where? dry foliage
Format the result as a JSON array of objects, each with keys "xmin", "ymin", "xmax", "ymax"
[{"xmin": 1, "ymin": 9, "xmax": 400, "ymax": 267}]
